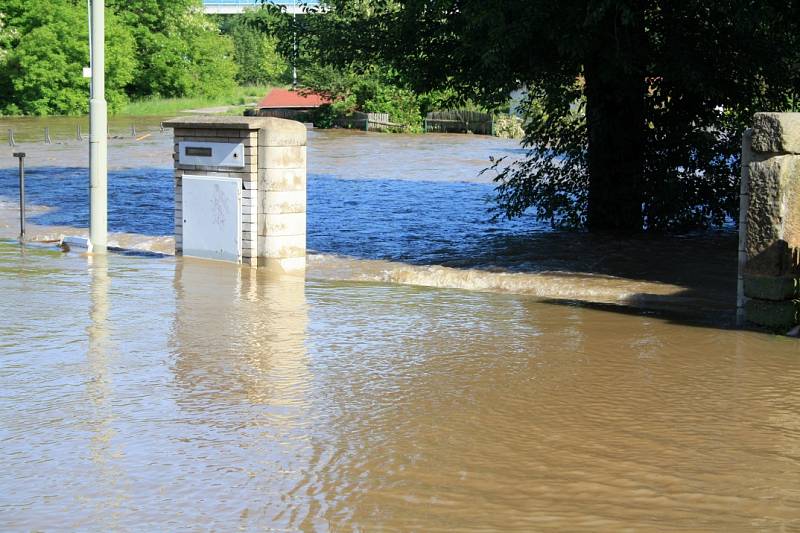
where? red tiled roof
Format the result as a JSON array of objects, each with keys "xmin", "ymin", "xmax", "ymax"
[{"xmin": 257, "ymin": 88, "xmax": 332, "ymax": 109}]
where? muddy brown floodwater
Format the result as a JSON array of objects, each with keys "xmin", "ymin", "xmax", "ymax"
[{"xmin": 1, "ymin": 116, "xmax": 799, "ymax": 531}]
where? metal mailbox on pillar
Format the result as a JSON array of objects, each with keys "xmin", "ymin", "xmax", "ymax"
[{"xmin": 163, "ymin": 116, "xmax": 307, "ymax": 272}]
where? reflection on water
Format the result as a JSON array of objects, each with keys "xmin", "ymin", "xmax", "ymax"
[
  {"xmin": 85, "ymin": 253, "xmax": 128, "ymax": 530},
  {"xmin": 172, "ymin": 260, "xmax": 309, "ymax": 407},
  {"xmin": 1, "ymin": 243, "xmax": 800, "ymax": 530},
  {"xmin": 170, "ymin": 260, "xmax": 317, "ymax": 529}
]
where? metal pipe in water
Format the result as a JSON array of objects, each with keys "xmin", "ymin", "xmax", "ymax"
[
  {"xmin": 13, "ymin": 152, "xmax": 26, "ymax": 241},
  {"xmin": 89, "ymin": 0, "xmax": 107, "ymax": 253}
]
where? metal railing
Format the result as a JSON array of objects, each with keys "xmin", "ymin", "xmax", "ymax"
[
  {"xmin": 203, "ymin": 0, "xmax": 320, "ymax": 5},
  {"xmin": 203, "ymin": 0, "xmax": 320, "ymax": 10},
  {"xmin": 5, "ymin": 123, "xmax": 168, "ymax": 145}
]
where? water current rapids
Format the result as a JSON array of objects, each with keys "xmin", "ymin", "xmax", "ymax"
[{"xmin": 0, "ymin": 126, "xmax": 737, "ymax": 324}]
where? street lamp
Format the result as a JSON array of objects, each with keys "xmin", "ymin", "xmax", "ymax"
[{"xmin": 89, "ymin": 0, "xmax": 107, "ymax": 252}]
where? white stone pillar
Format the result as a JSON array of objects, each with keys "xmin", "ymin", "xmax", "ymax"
[{"xmin": 258, "ymin": 119, "xmax": 307, "ymax": 273}]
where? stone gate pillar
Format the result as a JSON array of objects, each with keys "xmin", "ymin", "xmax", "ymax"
[
  {"xmin": 741, "ymin": 112, "xmax": 800, "ymax": 330},
  {"xmin": 163, "ymin": 116, "xmax": 307, "ymax": 273}
]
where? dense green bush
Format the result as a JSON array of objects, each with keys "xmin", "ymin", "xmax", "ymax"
[
  {"xmin": 493, "ymin": 115, "xmax": 524, "ymax": 140},
  {"xmin": 108, "ymin": 0, "xmax": 237, "ymax": 99},
  {"xmin": 358, "ymin": 79, "xmax": 422, "ymax": 131},
  {"xmin": 0, "ymin": 0, "xmax": 238, "ymax": 115},
  {"xmin": 0, "ymin": 0, "xmax": 135, "ymax": 115}
]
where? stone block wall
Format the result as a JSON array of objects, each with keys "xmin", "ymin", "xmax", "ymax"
[{"xmin": 741, "ymin": 112, "xmax": 800, "ymax": 329}]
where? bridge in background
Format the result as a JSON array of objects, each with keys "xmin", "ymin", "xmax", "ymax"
[{"xmin": 203, "ymin": 0, "xmax": 320, "ymax": 14}]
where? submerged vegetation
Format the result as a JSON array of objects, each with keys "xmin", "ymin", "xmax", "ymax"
[
  {"xmin": 492, "ymin": 115, "xmax": 524, "ymax": 140},
  {"xmin": 302, "ymin": 64, "xmax": 480, "ymax": 133}
]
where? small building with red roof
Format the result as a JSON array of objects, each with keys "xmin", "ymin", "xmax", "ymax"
[
  {"xmin": 254, "ymin": 88, "xmax": 332, "ymax": 122},
  {"xmin": 258, "ymin": 88, "xmax": 332, "ymax": 110}
]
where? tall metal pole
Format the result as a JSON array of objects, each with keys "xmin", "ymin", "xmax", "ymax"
[{"xmin": 89, "ymin": 0, "xmax": 107, "ymax": 253}]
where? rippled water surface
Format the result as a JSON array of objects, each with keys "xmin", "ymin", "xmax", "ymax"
[
  {"xmin": 1, "ymin": 122, "xmax": 798, "ymax": 530},
  {"xmin": 0, "ymin": 128, "xmax": 537, "ymax": 266},
  {"xmin": 1, "ymin": 242, "xmax": 800, "ymax": 531},
  {"xmin": 0, "ymin": 166, "xmax": 535, "ymax": 265}
]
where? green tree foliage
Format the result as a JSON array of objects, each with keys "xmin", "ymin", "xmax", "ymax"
[
  {"xmin": 0, "ymin": 12, "xmax": 15, "ymax": 64},
  {"xmin": 312, "ymin": 0, "xmax": 800, "ymax": 231},
  {"xmin": 219, "ymin": 10, "xmax": 289, "ymax": 86},
  {"xmin": 238, "ymin": 3, "xmax": 427, "ymax": 130},
  {"xmin": 0, "ymin": 0, "xmax": 238, "ymax": 114},
  {"xmin": 107, "ymin": 0, "xmax": 237, "ymax": 98},
  {"xmin": 0, "ymin": 0, "xmax": 135, "ymax": 115}
]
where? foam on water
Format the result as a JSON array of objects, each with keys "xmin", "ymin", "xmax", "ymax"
[{"xmin": 308, "ymin": 253, "xmax": 688, "ymax": 304}]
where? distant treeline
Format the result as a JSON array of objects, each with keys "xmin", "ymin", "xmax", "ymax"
[
  {"xmin": 0, "ymin": 0, "xmax": 502, "ymax": 129},
  {"xmin": 0, "ymin": 0, "xmax": 293, "ymax": 116}
]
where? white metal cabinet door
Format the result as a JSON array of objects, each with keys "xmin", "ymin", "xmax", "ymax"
[{"xmin": 181, "ymin": 175, "xmax": 242, "ymax": 262}]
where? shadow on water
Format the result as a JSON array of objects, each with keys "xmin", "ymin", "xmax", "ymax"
[
  {"xmin": 485, "ymin": 230, "xmax": 739, "ymax": 328},
  {"xmin": 309, "ymin": 175, "xmax": 738, "ymax": 329},
  {"xmin": 0, "ymin": 165, "xmax": 739, "ymax": 328}
]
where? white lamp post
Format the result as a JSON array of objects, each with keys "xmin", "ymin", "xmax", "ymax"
[{"xmin": 89, "ymin": 0, "xmax": 107, "ymax": 253}]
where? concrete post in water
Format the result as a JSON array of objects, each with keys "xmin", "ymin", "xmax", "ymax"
[
  {"xmin": 742, "ymin": 112, "xmax": 800, "ymax": 330},
  {"xmin": 89, "ymin": 0, "xmax": 108, "ymax": 253},
  {"xmin": 162, "ymin": 116, "xmax": 307, "ymax": 273}
]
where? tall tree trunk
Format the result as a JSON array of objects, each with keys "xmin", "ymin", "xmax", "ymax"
[{"xmin": 584, "ymin": 5, "xmax": 646, "ymax": 232}]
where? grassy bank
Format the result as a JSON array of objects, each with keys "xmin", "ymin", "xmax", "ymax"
[{"xmin": 120, "ymin": 85, "xmax": 276, "ymax": 116}]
